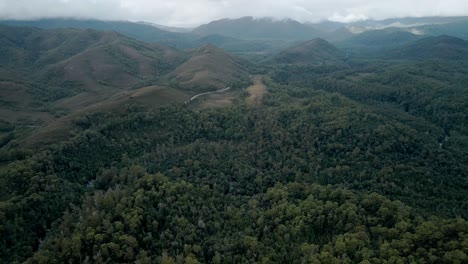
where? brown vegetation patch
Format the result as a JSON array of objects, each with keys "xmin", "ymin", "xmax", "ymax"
[{"xmin": 246, "ymin": 75, "xmax": 267, "ymax": 106}]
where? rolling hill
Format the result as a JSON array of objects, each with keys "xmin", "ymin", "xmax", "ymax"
[
  {"xmin": 0, "ymin": 25, "xmax": 193, "ymax": 126},
  {"xmin": 0, "ymin": 25, "xmax": 256, "ymax": 147},
  {"xmin": 0, "ymin": 25, "xmax": 188, "ymax": 101},
  {"xmin": 269, "ymin": 38, "xmax": 343, "ymax": 65},
  {"xmin": 193, "ymin": 16, "xmax": 323, "ymax": 41},
  {"xmin": 169, "ymin": 44, "xmax": 250, "ymax": 91},
  {"xmin": 389, "ymin": 35, "xmax": 468, "ymax": 60}
]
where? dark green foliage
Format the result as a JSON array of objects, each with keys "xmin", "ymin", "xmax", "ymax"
[
  {"xmin": 271, "ymin": 60, "xmax": 468, "ymax": 135},
  {"xmin": 1, "ymin": 79, "xmax": 467, "ymax": 262},
  {"xmin": 30, "ymin": 81, "xmax": 84, "ymax": 102},
  {"xmin": 27, "ymin": 172, "xmax": 468, "ymax": 263},
  {"xmin": 0, "ymin": 121, "xmax": 14, "ymax": 132},
  {"xmin": 0, "ymin": 133, "xmax": 14, "ymax": 148},
  {"xmin": 389, "ymin": 35, "xmax": 468, "ymax": 60}
]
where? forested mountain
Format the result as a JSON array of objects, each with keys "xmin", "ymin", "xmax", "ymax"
[
  {"xmin": 193, "ymin": 16, "xmax": 323, "ymax": 41},
  {"xmin": 1, "ymin": 17, "xmax": 468, "ymax": 264},
  {"xmin": 337, "ymin": 30, "xmax": 422, "ymax": 50},
  {"xmin": 389, "ymin": 35, "xmax": 468, "ymax": 60},
  {"xmin": 411, "ymin": 19, "xmax": 468, "ymax": 40},
  {"xmin": 269, "ymin": 38, "xmax": 343, "ymax": 65},
  {"xmin": 2, "ymin": 17, "xmax": 468, "ymax": 56},
  {"xmin": 341, "ymin": 16, "xmax": 468, "ymax": 33},
  {"xmin": 0, "ymin": 19, "xmax": 291, "ymax": 55},
  {"xmin": 0, "ymin": 19, "xmax": 194, "ymax": 48}
]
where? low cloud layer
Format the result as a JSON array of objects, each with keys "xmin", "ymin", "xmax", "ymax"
[{"xmin": 0, "ymin": 0, "xmax": 467, "ymax": 27}]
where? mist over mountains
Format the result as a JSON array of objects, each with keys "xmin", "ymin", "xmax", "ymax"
[{"xmin": 2, "ymin": 15, "xmax": 468, "ymax": 57}]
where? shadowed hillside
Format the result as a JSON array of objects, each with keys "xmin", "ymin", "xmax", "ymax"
[
  {"xmin": 390, "ymin": 35, "xmax": 468, "ymax": 60},
  {"xmin": 337, "ymin": 30, "xmax": 422, "ymax": 50}
]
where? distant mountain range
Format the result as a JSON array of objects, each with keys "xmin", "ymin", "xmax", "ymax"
[
  {"xmin": 1, "ymin": 16, "xmax": 468, "ymax": 56},
  {"xmin": 0, "ymin": 19, "xmax": 292, "ymax": 54},
  {"xmin": 0, "ymin": 19, "xmax": 193, "ymax": 46}
]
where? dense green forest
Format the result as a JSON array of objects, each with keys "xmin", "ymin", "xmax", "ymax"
[{"xmin": 1, "ymin": 58, "xmax": 468, "ymax": 262}]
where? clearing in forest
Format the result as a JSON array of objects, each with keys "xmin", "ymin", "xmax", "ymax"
[{"xmin": 246, "ymin": 75, "xmax": 267, "ymax": 106}]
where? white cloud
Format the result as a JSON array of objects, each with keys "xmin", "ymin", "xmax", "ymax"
[
  {"xmin": 0, "ymin": 0, "xmax": 467, "ymax": 27},
  {"xmin": 329, "ymin": 13, "xmax": 368, "ymax": 23}
]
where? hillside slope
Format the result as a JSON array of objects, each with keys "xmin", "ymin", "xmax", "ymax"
[
  {"xmin": 0, "ymin": 25, "xmax": 189, "ymax": 125},
  {"xmin": 338, "ymin": 30, "xmax": 422, "ymax": 50},
  {"xmin": 412, "ymin": 19, "xmax": 468, "ymax": 40},
  {"xmin": 389, "ymin": 35, "xmax": 468, "ymax": 60},
  {"xmin": 269, "ymin": 38, "xmax": 343, "ymax": 65},
  {"xmin": 169, "ymin": 44, "xmax": 250, "ymax": 91},
  {"xmin": 0, "ymin": 25, "xmax": 256, "ymax": 147}
]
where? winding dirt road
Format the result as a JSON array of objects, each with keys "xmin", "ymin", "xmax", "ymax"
[{"xmin": 186, "ymin": 86, "xmax": 231, "ymax": 104}]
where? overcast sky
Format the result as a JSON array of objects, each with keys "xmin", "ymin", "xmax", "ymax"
[{"xmin": 0, "ymin": 0, "xmax": 467, "ymax": 27}]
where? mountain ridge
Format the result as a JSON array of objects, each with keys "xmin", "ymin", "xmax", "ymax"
[{"xmin": 269, "ymin": 38, "xmax": 343, "ymax": 65}]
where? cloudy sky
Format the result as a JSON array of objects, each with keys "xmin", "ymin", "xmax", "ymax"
[{"xmin": 0, "ymin": 0, "xmax": 467, "ymax": 27}]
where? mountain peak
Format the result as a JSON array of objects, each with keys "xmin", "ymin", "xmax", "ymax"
[
  {"xmin": 171, "ymin": 45, "xmax": 248, "ymax": 91},
  {"xmin": 302, "ymin": 38, "xmax": 331, "ymax": 46},
  {"xmin": 193, "ymin": 17, "xmax": 322, "ymax": 41}
]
